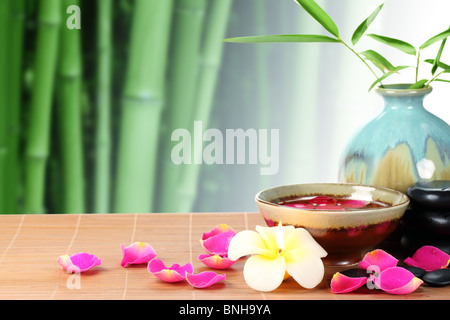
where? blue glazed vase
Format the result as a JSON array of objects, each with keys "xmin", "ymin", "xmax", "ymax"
[{"xmin": 339, "ymin": 84, "xmax": 450, "ymax": 194}]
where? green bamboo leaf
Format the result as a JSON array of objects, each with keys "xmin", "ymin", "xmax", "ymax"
[
  {"xmin": 367, "ymin": 33, "xmax": 417, "ymax": 55},
  {"xmin": 224, "ymin": 34, "xmax": 340, "ymax": 43},
  {"xmin": 432, "ymin": 37, "xmax": 447, "ymax": 75},
  {"xmin": 408, "ymin": 79, "xmax": 428, "ymax": 89},
  {"xmin": 420, "ymin": 28, "xmax": 450, "ymax": 50},
  {"xmin": 368, "ymin": 65, "xmax": 410, "ymax": 91},
  {"xmin": 294, "ymin": 0, "xmax": 340, "ymax": 38},
  {"xmin": 360, "ymin": 49, "xmax": 395, "ymax": 72},
  {"xmin": 424, "ymin": 59, "xmax": 450, "ymax": 70},
  {"xmin": 369, "ymin": 73, "xmax": 393, "ymax": 91},
  {"xmin": 351, "ymin": 3, "xmax": 384, "ymax": 46},
  {"xmin": 435, "ymin": 78, "xmax": 450, "ymax": 83}
]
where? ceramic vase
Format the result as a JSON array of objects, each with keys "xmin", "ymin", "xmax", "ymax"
[{"xmin": 339, "ymin": 84, "xmax": 450, "ymax": 194}]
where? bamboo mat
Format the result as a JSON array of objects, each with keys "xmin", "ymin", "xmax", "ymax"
[{"xmin": 0, "ymin": 212, "xmax": 446, "ymax": 300}]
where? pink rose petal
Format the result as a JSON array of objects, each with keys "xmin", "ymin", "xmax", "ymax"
[
  {"xmin": 201, "ymin": 231, "xmax": 235, "ymax": 256},
  {"xmin": 375, "ymin": 221, "xmax": 391, "ymax": 234},
  {"xmin": 185, "ymin": 271, "xmax": 226, "ymax": 288},
  {"xmin": 308, "ymin": 196, "xmax": 345, "ymax": 210},
  {"xmin": 404, "ymin": 245, "xmax": 450, "ymax": 272},
  {"xmin": 308, "ymin": 196, "xmax": 336, "ymax": 205},
  {"xmin": 121, "ymin": 242, "xmax": 156, "ymax": 267},
  {"xmin": 330, "ymin": 272, "xmax": 368, "ymax": 294},
  {"xmin": 284, "ymin": 197, "xmax": 367, "ymax": 211},
  {"xmin": 198, "ymin": 254, "xmax": 237, "ymax": 269},
  {"xmin": 347, "ymin": 226, "xmax": 364, "ymax": 237},
  {"xmin": 57, "ymin": 253, "xmax": 101, "ymax": 273},
  {"xmin": 202, "ymin": 224, "xmax": 235, "ymax": 240},
  {"xmin": 148, "ymin": 258, "xmax": 193, "ymax": 283},
  {"xmin": 337, "ymin": 199, "xmax": 368, "ymax": 208},
  {"xmin": 358, "ymin": 249, "xmax": 399, "ymax": 272},
  {"xmin": 372, "ymin": 267, "xmax": 423, "ymax": 295}
]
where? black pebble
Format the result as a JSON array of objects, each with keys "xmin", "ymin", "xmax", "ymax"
[
  {"xmin": 422, "ymin": 269, "xmax": 450, "ymax": 287},
  {"xmin": 402, "ymin": 208, "xmax": 450, "ymax": 237},
  {"xmin": 400, "ymin": 231, "xmax": 450, "ymax": 255},
  {"xmin": 402, "ymin": 266, "xmax": 426, "ymax": 278},
  {"xmin": 407, "ymin": 180, "xmax": 450, "ymax": 210},
  {"xmin": 340, "ymin": 268, "xmax": 369, "ymax": 278}
]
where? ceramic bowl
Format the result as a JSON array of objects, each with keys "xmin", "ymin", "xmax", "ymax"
[{"xmin": 255, "ymin": 183, "xmax": 410, "ymax": 266}]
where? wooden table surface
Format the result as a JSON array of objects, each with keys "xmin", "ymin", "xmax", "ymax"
[{"xmin": 0, "ymin": 212, "xmax": 448, "ymax": 300}]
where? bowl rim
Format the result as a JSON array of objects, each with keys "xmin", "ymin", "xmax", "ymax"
[{"xmin": 255, "ymin": 182, "xmax": 410, "ymax": 214}]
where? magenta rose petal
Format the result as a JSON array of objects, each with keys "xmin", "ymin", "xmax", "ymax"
[
  {"xmin": 358, "ymin": 249, "xmax": 399, "ymax": 272},
  {"xmin": 148, "ymin": 258, "xmax": 193, "ymax": 283},
  {"xmin": 202, "ymin": 224, "xmax": 235, "ymax": 241},
  {"xmin": 201, "ymin": 231, "xmax": 235, "ymax": 256},
  {"xmin": 57, "ymin": 253, "xmax": 101, "ymax": 273},
  {"xmin": 374, "ymin": 267, "xmax": 423, "ymax": 295},
  {"xmin": 330, "ymin": 272, "xmax": 368, "ymax": 294},
  {"xmin": 197, "ymin": 254, "xmax": 237, "ymax": 269},
  {"xmin": 308, "ymin": 196, "xmax": 342, "ymax": 210},
  {"xmin": 338, "ymin": 199, "xmax": 368, "ymax": 208},
  {"xmin": 121, "ymin": 242, "xmax": 157, "ymax": 267},
  {"xmin": 284, "ymin": 202, "xmax": 345, "ymax": 211},
  {"xmin": 308, "ymin": 196, "xmax": 336, "ymax": 205},
  {"xmin": 404, "ymin": 245, "xmax": 450, "ymax": 272},
  {"xmin": 185, "ymin": 271, "xmax": 226, "ymax": 288}
]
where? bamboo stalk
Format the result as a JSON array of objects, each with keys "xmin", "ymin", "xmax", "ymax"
[
  {"xmin": 113, "ymin": 0, "xmax": 174, "ymax": 213},
  {"xmin": 283, "ymin": 1, "xmax": 322, "ymax": 185},
  {"xmin": 24, "ymin": 0, "xmax": 61, "ymax": 214},
  {"xmin": 176, "ymin": 0, "xmax": 233, "ymax": 212},
  {"xmin": 94, "ymin": 0, "xmax": 112, "ymax": 213},
  {"xmin": 225, "ymin": 0, "xmax": 261, "ymax": 212},
  {"xmin": 157, "ymin": 0, "xmax": 208, "ymax": 213},
  {"xmin": 195, "ymin": 116, "xmax": 222, "ymax": 212},
  {"xmin": 5, "ymin": 0, "xmax": 26, "ymax": 214},
  {"xmin": 57, "ymin": 0, "xmax": 85, "ymax": 214},
  {"xmin": 196, "ymin": 0, "xmax": 245, "ymax": 212},
  {"xmin": 255, "ymin": 0, "xmax": 271, "ymax": 190},
  {"xmin": 0, "ymin": 0, "xmax": 12, "ymax": 213}
]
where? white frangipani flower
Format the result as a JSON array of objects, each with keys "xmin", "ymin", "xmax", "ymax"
[{"xmin": 228, "ymin": 223, "xmax": 327, "ymax": 292}]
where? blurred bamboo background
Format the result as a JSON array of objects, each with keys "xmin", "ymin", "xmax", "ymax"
[
  {"xmin": 0, "ymin": 0, "xmax": 449, "ymax": 214},
  {"xmin": 0, "ymin": 0, "xmax": 299, "ymax": 214}
]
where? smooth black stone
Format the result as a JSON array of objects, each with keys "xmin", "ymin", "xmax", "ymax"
[
  {"xmin": 422, "ymin": 269, "xmax": 450, "ymax": 287},
  {"xmin": 407, "ymin": 180, "xmax": 450, "ymax": 210},
  {"xmin": 400, "ymin": 232, "xmax": 450, "ymax": 256},
  {"xmin": 402, "ymin": 266, "xmax": 426, "ymax": 279},
  {"xmin": 403, "ymin": 208, "xmax": 450, "ymax": 236},
  {"xmin": 340, "ymin": 268, "xmax": 369, "ymax": 278}
]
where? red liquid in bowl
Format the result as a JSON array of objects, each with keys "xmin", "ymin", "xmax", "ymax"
[
  {"xmin": 268, "ymin": 196, "xmax": 396, "ymax": 265},
  {"xmin": 279, "ymin": 196, "xmax": 388, "ymax": 211}
]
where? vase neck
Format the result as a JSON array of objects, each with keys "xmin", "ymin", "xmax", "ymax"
[
  {"xmin": 376, "ymin": 85, "xmax": 432, "ymax": 111},
  {"xmin": 382, "ymin": 95, "xmax": 427, "ymax": 110}
]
